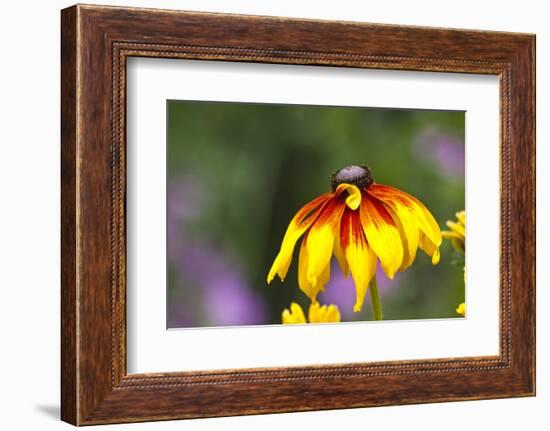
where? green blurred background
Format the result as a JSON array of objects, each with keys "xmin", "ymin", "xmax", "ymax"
[{"xmin": 167, "ymin": 100, "xmax": 465, "ymax": 328}]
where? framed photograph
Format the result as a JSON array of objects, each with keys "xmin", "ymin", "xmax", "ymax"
[{"xmin": 61, "ymin": 4, "xmax": 535, "ymax": 425}]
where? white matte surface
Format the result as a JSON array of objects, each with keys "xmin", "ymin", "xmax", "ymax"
[{"xmin": 126, "ymin": 58, "xmax": 500, "ymax": 373}]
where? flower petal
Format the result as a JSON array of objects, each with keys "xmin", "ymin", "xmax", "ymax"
[
  {"xmin": 298, "ymin": 233, "xmax": 330, "ymax": 303},
  {"xmin": 442, "ymin": 231, "xmax": 462, "ymax": 240},
  {"xmin": 340, "ymin": 209, "xmax": 377, "ymax": 312},
  {"xmin": 335, "ymin": 183, "xmax": 362, "ymax": 210},
  {"xmin": 385, "ymin": 203, "xmax": 419, "ymax": 270},
  {"xmin": 305, "ymin": 198, "xmax": 345, "ymax": 287},
  {"xmin": 330, "ymin": 184, "xmax": 362, "ymax": 277},
  {"xmin": 308, "ymin": 303, "xmax": 323, "ymax": 323},
  {"xmin": 308, "ymin": 303, "xmax": 341, "ymax": 323},
  {"xmin": 282, "ymin": 302, "xmax": 307, "ymax": 324},
  {"xmin": 325, "ymin": 304, "xmax": 341, "ymax": 322},
  {"xmin": 442, "ymin": 210, "xmax": 466, "ymax": 254},
  {"xmin": 360, "ymin": 192, "xmax": 404, "ymax": 279},
  {"xmin": 446, "ymin": 220, "xmax": 465, "ymax": 238},
  {"xmin": 419, "ymin": 232, "xmax": 440, "ymax": 264},
  {"xmin": 369, "ymin": 183, "xmax": 442, "ymax": 247},
  {"xmin": 267, "ymin": 192, "xmax": 331, "ymax": 283},
  {"xmin": 333, "ymin": 224, "xmax": 350, "ymax": 277}
]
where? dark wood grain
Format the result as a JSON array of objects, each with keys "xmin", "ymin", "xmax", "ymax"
[
  {"xmin": 61, "ymin": 4, "xmax": 536, "ymax": 425},
  {"xmin": 60, "ymin": 5, "xmax": 78, "ymax": 425}
]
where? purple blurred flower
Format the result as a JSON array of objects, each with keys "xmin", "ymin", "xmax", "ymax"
[
  {"xmin": 167, "ymin": 177, "xmax": 206, "ymax": 263},
  {"xmin": 167, "ymin": 176, "xmax": 267, "ymax": 328},
  {"xmin": 205, "ymin": 269, "xmax": 267, "ymax": 326},
  {"xmin": 167, "ymin": 300, "xmax": 195, "ymax": 328},
  {"xmin": 176, "ymin": 243, "xmax": 267, "ymax": 327},
  {"xmin": 319, "ymin": 263, "xmax": 402, "ymax": 319},
  {"xmin": 413, "ymin": 129, "xmax": 465, "ymax": 180}
]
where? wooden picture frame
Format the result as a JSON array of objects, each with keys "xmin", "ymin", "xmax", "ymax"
[{"xmin": 61, "ymin": 4, "xmax": 535, "ymax": 425}]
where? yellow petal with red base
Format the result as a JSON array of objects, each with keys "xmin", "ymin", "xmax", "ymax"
[
  {"xmin": 360, "ymin": 193, "xmax": 404, "ymax": 279},
  {"xmin": 369, "ymin": 183, "xmax": 441, "ymax": 266},
  {"xmin": 370, "ymin": 184, "xmax": 441, "ymax": 246},
  {"xmin": 267, "ymin": 192, "xmax": 330, "ymax": 283},
  {"xmin": 333, "ymin": 228, "xmax": 350, "ymax": 277},
  {"xmin": 305, "ymin": 198, "xmax": 345, "ymax": 287},
  {"xmin": 340, "ymin": 208, "xmax": 377, "ymax": 312},
  {"xmin": 304, "ymin": 184, "xmax": 360, "ymax": 285}
]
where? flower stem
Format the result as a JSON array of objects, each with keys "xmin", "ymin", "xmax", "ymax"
[{"xmin": 369, "ymin": 275, "xmax": 383, "ymax": 321}]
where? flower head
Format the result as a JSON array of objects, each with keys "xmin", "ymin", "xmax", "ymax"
[
  {"xmin": 268, "ymin": 165, "xmax": 442, "ymax": 312},
  {"xmin": 443, "ymin": 210, "xmax": 466, "ymax": 318},
  {"xmin": 442, "ymin": 210, "xmax": 465, "ymax": 254},
  {"xmin": 282, "ymin": 302, "xmax": 341, "ymax": 324}
]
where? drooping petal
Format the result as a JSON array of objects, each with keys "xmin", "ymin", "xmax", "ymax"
[
  {"xmin": 360, "ymin": 192, "xmax": 404, "ymax": 279},
  {"xmin": 340, "ymin": 208, "xmax": 377, "ymax": 312},
  {"xmin": 369, "ymin": 184, "xmax": 442, "ymax": 247},
  {"xmin": 281, "ymin": 302, "xmax": 307, "ymax": 324},
  {"xmin": 385, "ymin": 203, "xmax": 419, "ymax": 270},
  {"xmin": 419, "ymin": 232, "xmax": 440, "ymax": 265},
  {"xmin": 333, "ymin": 226, "xmax": 350, "ymax": 277},
  {"xmin": 298, "ymin": 233, "xmax": 330, "ymax": 303},
  {"xmin": 267, "ymin": 192, "xmax": 331, "ymax": 283},
  {"xmin": 369, "ymin": 183, "xmax": 441, "ymax": 265},
  {"xmin": 305, "ymin": 198, "xmax": 345, "ymax": 287}
]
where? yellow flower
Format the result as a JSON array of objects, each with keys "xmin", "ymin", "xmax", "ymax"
[
  {"xmin": 443, "ymin": 210, "xmax": 466, "ymax": 316},
  {"xmin": 309, "ymin": 302, "xmax": 341, "ymax": 323},
  {"xmin": 268, "ymin": 165, "xmax": 442, "ymax": 312},
  {"xmin": 442, "ymin": 210, "xmax": 465, "ymax": 254},
  {"xmin": 281, "ymin": 302, "xmax": 307, "ymax": 324},
  {"xmin": 282, "ymin": 302, "xmax": 341, "ymax": 324}
]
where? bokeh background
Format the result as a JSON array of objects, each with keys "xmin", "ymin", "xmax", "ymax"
[{"xmin": 167, "ymin": 100, "xmax": 465, "ymax": 328}]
